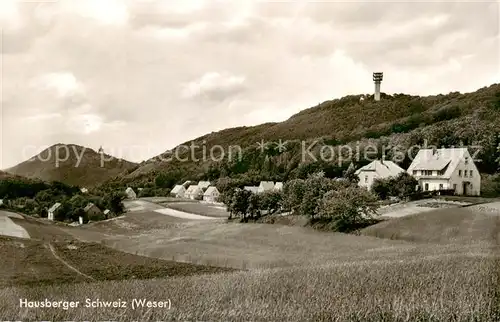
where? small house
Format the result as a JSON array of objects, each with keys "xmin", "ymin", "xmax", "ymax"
[
  {"xmin": 355, "ymin": 159, "xmax": 405, "ymax": 190},
  {"xmin": 48, "ymin": 202, "xmax": 61, "ymax": 221},
  {"xmin": 203, "ymin": 186, "xmax": 220, "ymax": 203},
  {"xmin": 171, "ymin": 184, "xmax": 186, "ymax": 198},
  {"xmin": 84, "ymin": 203, "xmax": 103, "ymax": 220},
  {"xmin": 103, "ymin": 209, "xmax": 111, "ymax": 216},
  {"xmin": 258, "ymin": 181, "xmax": 275, "ymax": 194},
  {"xmin": 185, "ymin": 185, "xmax": 203, "ymax": 200},
  {"xmin": 125, "ymin": 187, "xmax": 137, "ymax": 199},
  {"xmin": 198, "ymin": 181, "xmax": 211, "ymax": 189},
  {"xmin": 274, "ymin": 182, "xmax": 283, "ymax": 191},
  {"xmin": 244, "ymin": 186, "xmax": 259, "ymax": 194},
  {"xmin": 80, "ymin": 187, "xmax": 88, "ymax": 193}
]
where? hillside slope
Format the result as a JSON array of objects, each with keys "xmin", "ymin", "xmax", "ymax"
[
  {"xmin": 5, "ymin": 144, "xmax": 138, "ymax": 187},
  {"xmin": 105, "ymin": 83, "xmax": 500, "ymax": 187}
]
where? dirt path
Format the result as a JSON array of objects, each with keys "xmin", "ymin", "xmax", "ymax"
[
  {"xmin": 0, "ymin": 211, "xmax": 30, "ymax": 239},
  {"xmin": 47, "ymin": 243, "xmax": 95, "ymax": 281}
]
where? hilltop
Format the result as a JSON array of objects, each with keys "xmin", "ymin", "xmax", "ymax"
[
  {"xmin": 5, "ymin": 144, "xmax": 138, "ymax": 187},
  {"xmin": 106, "ymin": 83, "xmax": 500, "ymax": 190}
]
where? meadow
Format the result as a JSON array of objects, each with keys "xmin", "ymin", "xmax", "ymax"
[{"xmin": 2, "ymin": 203, "xmax": 500, "ymax": 320}]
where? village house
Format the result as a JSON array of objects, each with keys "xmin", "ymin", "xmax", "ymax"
[
  {"xmin": 84, "ymin": 203, "xmax": 103, "ymax": 220},
  {"xmin": 203, "ymin": 186, "xmax": 220, "ymax": 203},
  {"xmin": 125, "ymin": 187, "xmax": 137, "ymax": 199},
  {"xmin": 47, "ymin": 202, "xmax": 61, "ymax": 221},
  {"xmin": 185, "ymin": 185, "xmax": 203, "ymax": 200},
  {"xmin": 103, "ymin": 209, "xmax": 111, "ymax": 217},
  {"xmin": 80, "ymin": 187, "xmax": 88, "ymax": 193},
  {"xmin": 258, "ymin": 181, "xmax": 275, "ymax": 194},
  {"xmin": 171, "ymin": 185, "xmax": 186, "ymax": 198},
  {"xmin": 274, "ymin": 182, "xmax": 283, "ymax": 191},
  {"xmin": 355, "ymin": 159, "xmax": 406, "ymax": 190},
  {"xmin": 244, "ymin": 186, "xmax": 259, "ymax": 194},
  {"xmin": 407, "ymin": 147, "xmax": 480, "ymax": 195},
  {"xmin": 198, "ymin": 181, "xmax": 211, "ymax": 190}
]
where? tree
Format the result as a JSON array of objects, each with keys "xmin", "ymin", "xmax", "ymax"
[
  {"xmin": 229, "ymin": 188, "xmax": 251, "ymax": 221},
  {"xmin": 247, "ymin": 193, "xmax": 261, "ymax": 219},
  {"xmin": 317, "ymin": 186, "xmax": 379, "ymax": 232},
  {"xmin": 343, "ymin": 162, "xmax": 359, "ymax": 183},
  {"xmin": 372, "ymin": 178, "xmax": 391, "ymax": 200},
  {"xmin": 393, "ymin": 172, "xmax": 418, "ymax": 199},
  {"xmin": 282, "ymin": 179, "xmax": 306, "ymax": 213},
  {"xmin": 259, "ymin": 190, "xmax": 283, "ymax": 215}
]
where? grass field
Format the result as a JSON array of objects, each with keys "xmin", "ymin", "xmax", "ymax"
[{"xmin": 3, "ymin": 203, "xmax": 500, "ymax": 320}]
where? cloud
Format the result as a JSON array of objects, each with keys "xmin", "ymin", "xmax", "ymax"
[{"xmin": 0, "ymin": 0, "xmax": 498, "ymax": 168}]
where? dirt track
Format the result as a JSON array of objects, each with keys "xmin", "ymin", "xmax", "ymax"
[{"xmin": 0, "ymin": 211, "xmax": 30, "ymax": 239}]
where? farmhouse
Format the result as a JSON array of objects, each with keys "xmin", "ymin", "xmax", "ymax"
[
  {"xmin": 355, "ymin": 159, "xmax": 405, "ymax": 190},
  {"xmin": 407, "ymin": 147, "xmax": 480, "ymax": 195},
  {"xmin": 47, "ymin": 202, "xmax": 61, "ymax": 221},
  {"xmin": 244, "ymin": 186, "xmax": 259, "ymax": 194},
  {"xmin": 185, "ymin": 185, "xmax": 203, "ymax": 200},
  {"xmin": 198, "ymin": 181, "xmax": 211, "ymax": 189},
  {"xmin": 274, "ymin": 182, "xmax": 283, "ymax": 191},
  {"xmin": 125, "ymin": 187, "xmax": 137, "ymax": 199},
  {"xmin": 171, "ymin": 185, "xmax": 186, "ymax": 198},
  {"xmin": 258, "ymin": 181, "xmax": 275, "ymax": 193},
  {"xmin": 203, "ymin": 186, "xmax": 220, "ymax": 203}
]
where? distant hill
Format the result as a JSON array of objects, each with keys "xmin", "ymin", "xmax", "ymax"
[
  {"xmin": 105, "ymin": 83, "xmax": 500, "ymax": 188},
  {"xmin": 5, "ymin": 144, "xmax": 138, "ymax": 187}
]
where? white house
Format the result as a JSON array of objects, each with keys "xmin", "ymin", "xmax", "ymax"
[
  {"xmin": 407, "ymin": 147, "xmax": 480, "ymax": 195},
  {"xmin": 103, "ymin": 209, "xmax": 111, "ymax": 216},
  {"xmin": 182, "ymin": 180, "xmax": 192, "ymax": 187},
  {"xmin": 125, "ymin": 187, "xmax": 137, "ymax": 199},
  {"xmin": 80, "ymin": 187, "xmax": 88, "ymax": 193},
  {"xmin": 274, "ymin": 182, "xmax": 283, "ymax": 191},
  {"xmin": 203, "ymin": 186, "xmax": 220, "ymax": 203},
  {"xmin": 244, "ymin": 186, "xmax": 259, "ymax": 194},
  {"xmin": 185, "ymin": 185, "xmax": 203, "ymax": 200},
  {"xmin": 48, "ymin": 202, "xmax": 61, "ymax": 221},
  {"xmin": 171, "ymin": 185, "xmax": 186, "ymax": 198},
  {"xmin": 258, "ymin": 181, "xmax": 275, "ymax": 193},
  {"xmin": 198, "ymin": 181, "xmax": 211, "ymax": 189},
  {"xmin": 355, "ymin": 159, "xmax": 405, "ymax": 190}
]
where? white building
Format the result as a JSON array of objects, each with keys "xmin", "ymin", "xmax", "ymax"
[
  {"xmin": 355, "ymin": 160, "xmax": 405, "ymax": 190},
  {"xmin": 48, "ymin": 202, "xmax": 61, "ymax": 221},
  {"xmin": 244, "ymin": 186, "xmax": 259, "ymax": 194},
  {"xmin": 203, "ymin": 186, "xmax": 220, "ymax": 203},
  {"xmin": 80, "ymin": 187, "xmax": 88, "ymax": 193},
  {"xmin": 407, "ymin": 148, "xmax": 480, "ymax": 195},
  {"xmin": 171, "ymin": 185, "xmax": 186, "ymax": 198},
  {"xmin": 198, "ymin": 181, "xmax": 211, "ymax": 189},
  {"xmin": 258, "ymin": 181, "xmax": 275, "ymax": 194},
  {"xmin": 274, "ymin": 182, "xmax": 283, "ymax": 191},
  {"xmin": 103, "ymin": 209, "xmax": 111, "ymax": 216},
  {"xmin": 125, "ymin": 187, "xmax": 137, "ymax": 199},
  {"xmin": 185, "ymin": 185, "xmax": 203, "ymax": 200}
]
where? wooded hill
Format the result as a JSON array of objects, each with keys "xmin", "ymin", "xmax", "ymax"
[{"xmin": 102, "ymin": 83, "xmax": 500, "ymax": 193}]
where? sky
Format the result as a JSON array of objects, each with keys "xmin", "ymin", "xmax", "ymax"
[{"xmin": 0, "ymin": 0, "xmax": 499, "ymax": 168}]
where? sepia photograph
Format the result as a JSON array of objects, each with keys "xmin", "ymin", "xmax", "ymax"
[{"xmin": 0, "ymin": 0, "xmax": 499, "ymax": 320}]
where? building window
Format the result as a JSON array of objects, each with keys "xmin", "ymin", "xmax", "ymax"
[
  {"xmin": 439, "ymin": 184, "xmax": 443, "ymax": 190},
  {"xmin": 424, "ymin": 183, "xmax": 429, "ymax": 191},
  {"xmin": 413, "ymin": 170, "xmax": 417, "ymax": 175},
  {"xmin": 470, "ymin": 170, "xmax": 473, "ymax": 177},
  {"xmin": 464, "ymin": 171, "xmax": 468, "ymax": 177},
  {"xmin": 465, "ymin": 157, "xmax": 469, "ymax": 165},
  {"xmin": 459, "ymin": 170, "xmax": 462, "ymax": 177},
  {"xmin": 453, "ymin": 184, "xmax": 457, "ymax": 191},
  {"xmin": 365, "ymin": 175, "xmax": 368, "ymax": 183}
]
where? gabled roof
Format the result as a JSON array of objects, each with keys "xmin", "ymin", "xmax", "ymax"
[
  {"xmin": 274, "ymin": 182, "xmax": 283, "ymax": 190},
  {"xmin": 182, "ymin": 180, "xmax": 192, "ymax": 186},
  {"xmin": 48, "ymin": 202, "xmax": 61, "ymax": 212},
  {"xmin": 103, "ymin": 209, "xmax": 110, "ymax": 215},
  {"xmin": 171, "ymin": 185, "xmax": 185, "ymax": 194},
  {"xmin": 244, "ymin": 186, "xmax": 259, "ymax": 194},
  {"xmin": 198, "ymin": 181, "xmax": 211, "ymax": 189},
  {"xmin": 84, "ymin": 203, "xmax": 101, "ymax": 212},
  {"xmin": 407, "ymin": 148, "xmax": 471, "ymax": 178},
  {"xmin": 355, "ymin": 160, "xmax": 405, "ymax": 178},
  {"xmin": 125, "ymin": 187, "xmax": 135, "ymax": 193},
  {"xmin": 185, "ymin": 185, "xmax": 202, "ymax": 195},
  {"xmin": 204, "ymin": 186, "xmax": 219, "ymax": 196},
  {"xmin": 259, "ymin": 181, "xmax": 275, "ymax": 191}
]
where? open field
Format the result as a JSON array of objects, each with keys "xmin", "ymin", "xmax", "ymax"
[
  {"xmin": 0, "ymin": 211, "xmax": 30, "ymax": 239},
  {"xmin": 166, "ymin": 201, "xmax": 230, "ymax": 218},
  {"xmin": 3, "ymin": 201, "xmax": 500, "ymax": 320}
]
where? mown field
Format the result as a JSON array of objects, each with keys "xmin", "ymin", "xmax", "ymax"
[
  {"xmin": 2, "ymin": 205, "xmax": 500, "ymax": 320},
  {"xmin": 166, "ymin": 202, "xmax": 230, "ymax": 218}
]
